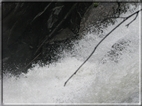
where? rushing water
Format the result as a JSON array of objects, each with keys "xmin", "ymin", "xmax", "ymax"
[{"xmin": 3, "ymin": 5, "xmax": 141, "ymax": 105}]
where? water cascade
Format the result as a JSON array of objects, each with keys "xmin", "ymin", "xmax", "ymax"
[{"xmin": 3, "ymin": 4, "xmax": 141, "ymax": 105}]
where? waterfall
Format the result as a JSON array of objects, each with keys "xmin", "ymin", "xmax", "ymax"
[{"xmin": 3, "ymin": 5, "xmax": 141, "ymax": 105}]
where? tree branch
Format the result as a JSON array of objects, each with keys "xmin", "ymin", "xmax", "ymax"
[
  {"xmin": 24, "ymin": 52, "xmax": 41, "ymax": 70},
  {"xmin": 126, "ymin": 11, "xmax": 139, "ymax": 27},
  {"xmin": 64, "ymin": 8, "xmax": 142, "ymax": 86},
  {"xmin": 31, "ymin": 3, "xmax": 52, "ymax": 24}
]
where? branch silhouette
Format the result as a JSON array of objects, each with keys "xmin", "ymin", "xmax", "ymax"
[{"xmin": 64, "ymin": 8, "xmax": 142, "ymax": 86}]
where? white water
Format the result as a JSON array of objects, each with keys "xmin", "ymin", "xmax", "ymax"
[{"xmin": 3, "ymin": 6, "xmax": 141, "ymax": 105}]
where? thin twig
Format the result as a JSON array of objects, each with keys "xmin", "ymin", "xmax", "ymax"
[
  {"xmin": 126, "ymin": 11, "xmax": 139, "ymax": 27},
  {"xmin": 106, "ymin": 16, "xmax": 126, "ymax": 19},
  {"xmin": 101, "ymin": 16, "xmax": 126, "ymax": 23},
  {"xmin": 24, "ymin": 52, "xmax": 41, "ymax": 70},
  {"xmin": 64, "ymin": 8, "xmax": 142, "ymax": 86},
  {"xmin": 31, "ymin": 3, "xmax": 52, "ymax": 24}
]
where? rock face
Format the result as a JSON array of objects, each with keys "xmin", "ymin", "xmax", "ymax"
[
  {"xmin": 79, "ymin": 3, "xmax": 119, "ymax": 36},
  {"xmin": 79, "ymin": 3, "xmax": 136, "ymax": 36},
  {"xmin": 2, "ymin": 2, "xmax": 92, "ymax": 74},
  {"xmin": 49, "ymin": 28, "xmax": 75, "ymax": 43}
]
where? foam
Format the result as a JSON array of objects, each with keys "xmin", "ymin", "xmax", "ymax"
[{"xmin": 3, "ymin": 5, "xmax": 141, "ymax": 105}]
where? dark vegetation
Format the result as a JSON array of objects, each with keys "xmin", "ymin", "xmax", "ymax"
[
  {"xmin": 2, "ymin": 2, "xmax": 92, "ymax": 75},
  {"xmin": 2, "ymin": 2, "xmax": 140, "ymax": 79}
]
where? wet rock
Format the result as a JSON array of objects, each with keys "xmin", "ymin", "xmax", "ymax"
[
  {"xmin": 47, "ymin": 4, "xmax": 64, "ymax": 30},
  {"xmin": 2, "ymin": 2, "xmax": 92, "ymax": 75},
  {"xmin": 79, "ymin": 3, "xmax": 138, "ymax": 36},
  {"xmin": 49, "ymin": 28, "xmax": 75, "ymax": 44},
  {"xmin": 79, "ymin": 3, "xmax": 119, "ymax": 36}
]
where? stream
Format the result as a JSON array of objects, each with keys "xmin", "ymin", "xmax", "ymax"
[{"xmin": 3, "ymin": 4, "xmax": 141, "ymax": 105}]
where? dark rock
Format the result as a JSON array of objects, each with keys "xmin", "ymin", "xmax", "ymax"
[
  {"xmin": 2, "ymin": 2, "xmax": 138, "ymax": 75},
  {"xmin": 79, "ymin": 3, "xmax": 119, "ymax": 36},
  {"xmin": 79, "ymin": 3, "xmax": 138, "ymax": 36},
  {"xmin": 49, "ymin": 28, "xmax": 75, "ymax": 44},
  {"xmin": 2, "ymin": 2, "xmax": 92, "ymax": 75}
]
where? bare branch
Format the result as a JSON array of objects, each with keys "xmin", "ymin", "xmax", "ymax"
[
  {"xmin": 101, "ymin": 16, "xmax": 126, "ymax": 23},
  {"xmin": 104, "ymin": 16, "xmax": 126, "ymax": 20},
  {"xmin": 126, "ymin": 11, "xmax": 139, "ymax": 27},
  {"xmin": 64, "ymin": 8, "xmax": 142, "ymax": 86},
  {"xmin": 31, "ymin": 3, "xmax": 51, "ymax": 24},
  {"xmin": 24, "ymin": 53, "xmax": 41, "ymax": 70}
]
